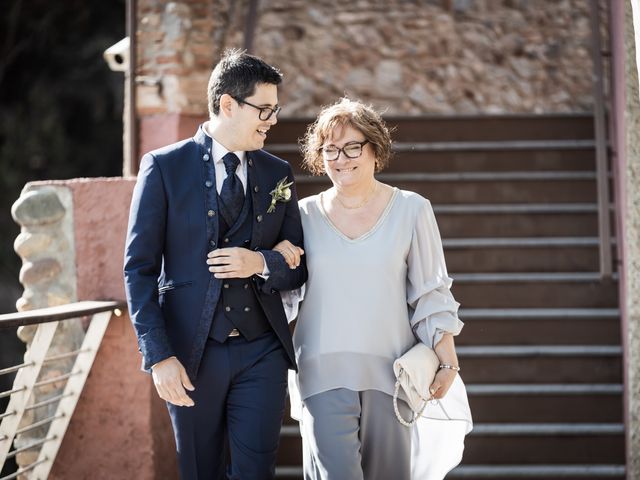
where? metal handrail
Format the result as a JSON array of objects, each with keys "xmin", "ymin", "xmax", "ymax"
[
  {"xmin": 0, "ymin": 300, "xmax": 125, "ymax": 479},
  {"xmin": 0, "ymin": 300, "xmax": 125, "ymax": 329},
  {"xmin": 589, "ymin": 0, "xmax": 613, "ymax": 279}
]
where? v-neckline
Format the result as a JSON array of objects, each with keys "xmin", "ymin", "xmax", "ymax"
[{"xmin": 316, "ymin": 187, "xmax": 399, "ymax": 242}]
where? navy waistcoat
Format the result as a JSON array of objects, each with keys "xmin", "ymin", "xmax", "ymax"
[{"xmin": 209, "ymin": 184, "xmax": 270, "ymax": 341}]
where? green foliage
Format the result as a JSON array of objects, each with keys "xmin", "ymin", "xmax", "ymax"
[{"xmin": 0, "ymin": 0, "xmax": 125, "ymax": 310}]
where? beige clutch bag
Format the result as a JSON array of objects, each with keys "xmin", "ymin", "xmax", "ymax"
[{"xmin": 393, "ymin": 343, "xmax": 440, "ymax": 426}]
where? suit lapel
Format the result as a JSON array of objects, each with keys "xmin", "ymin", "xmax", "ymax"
[{"xmin": 193, "ymin": 127, "xmax": 220, "ymax": 253}]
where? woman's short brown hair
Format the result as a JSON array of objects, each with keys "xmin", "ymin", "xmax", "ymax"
[{"xmin": 300, "ymin": 98, "xmax": 393, "ymax": 175}]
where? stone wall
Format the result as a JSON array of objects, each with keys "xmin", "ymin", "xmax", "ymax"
[
  {"xmin": 137, "ymin": 0, "xmax": 598, "ymax": 118},
  {"xmin": 621, "ymin": 0, "xmax": 640, "ymax": 476}
]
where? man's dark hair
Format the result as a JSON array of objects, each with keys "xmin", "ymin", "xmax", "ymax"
[{"xmin": 207, "ymin": 49, "xmax": 283, "ymax": 117}]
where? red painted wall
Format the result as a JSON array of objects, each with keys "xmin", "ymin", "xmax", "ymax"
[{"xmin": 139, "ymin": 113, "xmax": 204, "ymax": 155}]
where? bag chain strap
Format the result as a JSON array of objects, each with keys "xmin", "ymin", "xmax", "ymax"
[{"xmin": 393, "ymin": 367, "xmax": 429, "ymax": 427}]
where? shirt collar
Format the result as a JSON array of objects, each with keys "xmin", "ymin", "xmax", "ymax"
[{"xmin": 202, "ymin": 121, "xmax": 246, "ymax": 166}]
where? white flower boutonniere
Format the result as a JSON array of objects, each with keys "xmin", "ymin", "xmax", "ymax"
[{"xmin": 267, "ymin": 176, "xmax": 293, "ymax": 213}]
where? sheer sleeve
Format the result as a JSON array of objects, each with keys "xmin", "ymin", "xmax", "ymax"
[
  {"xmin": 281, "ymin": 285, "xmax": 305, "ymax": 324},
  {"xmin": 407, "ymin": 199, "xmax": 463, "ymax": 348}
]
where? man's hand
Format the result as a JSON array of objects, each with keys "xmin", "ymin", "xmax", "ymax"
[
  {"xmin": 273, "ymin": 239, "xmax": 304, "ymax": 269},
  {"xmin": 151, "ymin": 356, "xmax": 195, "ymax": 407},
  {"xmin": 207, "ymin": 247, "xmax": 264, "ymax": 278}
]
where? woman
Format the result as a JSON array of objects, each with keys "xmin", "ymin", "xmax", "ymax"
[{"xmin": 275, "ymin": 98, "xmax": 472, "ymax": 480}]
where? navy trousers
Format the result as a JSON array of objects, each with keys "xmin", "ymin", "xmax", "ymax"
[{"xmin": 167, "ymin": 331, "xmax": 289, "ymax": 480}]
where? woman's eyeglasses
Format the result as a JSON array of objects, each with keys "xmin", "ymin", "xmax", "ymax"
[{"xmin": 320, "ymin": 140, "xmax": 370, "ymax": 161}]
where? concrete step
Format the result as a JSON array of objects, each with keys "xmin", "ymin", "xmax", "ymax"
[
  {"xmin": 458, "ymin": 345, "xmax": 622, "ymax": 384},
  {"xmin": 458, "ymin": 308, "xmax": 621, "ymax": 345},
  {"xmin": 462, "ymin": 427, "xmax": 624, "ymax": 464},
  {"xmin": 467, "ymin": 384, "xmax": 623, "ymax": 423},
  {"xmin": 279, "ymin": 422, "xmax": 623, "ymax": 437},
  {"xmin": 435, "ymin": 203, "xmax": 601, "ymax": 214},
  {"xmin": 296, "ymin": 170, "xmax": 597, "ymax": 183},
  {"xmin": 444, "ymin": 237, "xmax": 603, "ymax": 248},
  {"xmin": 471, "ymin": 423, "xmax": 623, "ymax": 435},
  {"xmin": 459, "ymin": 307, "xmax": 620, "ymax": 319},
  {"xmin": 435, "ymin": 203, "xmax": 601, "ymax": 237},
  {"xmin": 271, "ymin": 139, "xmax": 596, "ymax": 155},
  {"xmin": 266, "ymin": 114, "xmax": 595, "ymax": 144},
  {"xmin": 452, "ymin": 272, "xmax": 617, "ymax": 282},
  {"xmin": 274, "ymin": 139, "xmax": 596, "ymax": 173},
  {"xmin": 370, "ymin": 148, "xmax": 596, "ymax": 174},
  {"xmin": 296, "ymin": 175, "xmax": 597, "ymax": 204},
  {"xmin": 280, "ymin": 381, "xmax": 623, "ymax": 427},
  {"xmin": 457, "ymin": 345, "xmax": 622, "ymax": 356},
  {"xmin": 449, "ymin": 464, "xmax": 625, "ymax": 478},
  {"xmin": 443, "ymin": 237, "xmax": 611, "ymax": 272},
  {"xmin": 275, "ymin": 423, "xmax": 625, "ymax": 467},
  {"xmin": 276, "ymin": 464, "xmax": 626, "ymax": 479},
  {"xmin": 450, "ymin": 274, "xmax": 618, "ymax": 308},
  {"xmin": 282, "ymin": 148, "xmax": 596, "ymax": 175}
]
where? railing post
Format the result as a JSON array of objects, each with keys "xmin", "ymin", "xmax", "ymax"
[
  {"xmin": 30, "ymin": 311, "xmax": 112, "ymax": 480},
  {"xmin": 0, "ymin": 322, "xmax": 59, "ymax": 463}
]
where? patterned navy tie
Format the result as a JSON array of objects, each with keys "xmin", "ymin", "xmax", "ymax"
[{"xmin": 219, "ymin": 152, "xmax": 244, "ymax": 226}]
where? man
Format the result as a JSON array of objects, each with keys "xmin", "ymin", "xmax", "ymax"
[{"xmin": 124, "ymin": 49, "xmax": 307, "ymax": 479}]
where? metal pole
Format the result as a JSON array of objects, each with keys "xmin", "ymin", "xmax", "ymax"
[
  {"xmin": 125, "ymin": 0, "xmax": 138, "ymax": 176},
  {"xmin": 589, "ymin": 0, "xmax": 613, "ymax": 279},
  {"xmin": 243, "ymin": 0, "xmax": 259, "ymax": 54}
]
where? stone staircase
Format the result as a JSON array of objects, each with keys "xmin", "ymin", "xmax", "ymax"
[{"xmin": 265, "ymin": 114, "xmax": 624, "ymax": 479}]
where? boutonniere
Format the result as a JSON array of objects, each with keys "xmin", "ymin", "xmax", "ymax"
[{"xmin": 267, "ymin": 176, "xmax": 293, "ymax": 213}]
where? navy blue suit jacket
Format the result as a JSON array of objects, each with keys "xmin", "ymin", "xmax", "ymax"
[{"xmin": 124, "ymin": 126, "xmax": 307, "ymax": 379}]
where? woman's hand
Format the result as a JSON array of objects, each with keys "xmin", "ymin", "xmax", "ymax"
[
  {"xmin": 430, "ymin": 332, "xmax": 459, "ymax": 399},
  {"xmin": 273, "ymin": 239, "xmax": 305, "ymax": 269},
  {"xmin": 429, "ymin": 368, "xmax": 457, "ymax": 400}
]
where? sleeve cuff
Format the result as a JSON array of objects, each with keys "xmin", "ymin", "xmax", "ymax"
[
  {"xmin": 258, "ymin": 249, "xmax": 288, "ymax": 292},
  {"xmin": 138, "ymin": 328, "xmax": 175, "ymax": 371},
  {"xmin": 257, "ymin": 251, "xmax": 270, "ymax": 279},
  {"xmin": 413, "ymin": 311, "xmax": 464, "ymax": 348}
]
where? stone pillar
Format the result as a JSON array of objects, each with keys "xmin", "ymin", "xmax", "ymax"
[{"xmin": 10, "ymin": 179, "xmax": 177, "ymax": 479}]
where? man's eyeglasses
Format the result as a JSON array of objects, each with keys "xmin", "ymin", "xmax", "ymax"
[
  {"xmin": 232, "ymin": 96, "xmax": 281, "ymax": 121},
  {"xmin": 320, "ymin": 140, "xmax": 370, "ymax": 161}
]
